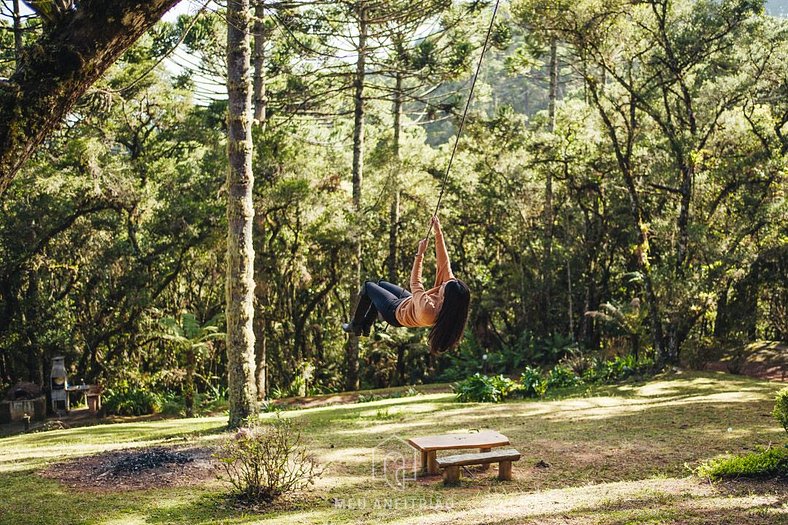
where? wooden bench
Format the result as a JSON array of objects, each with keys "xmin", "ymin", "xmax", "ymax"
[
  {"xmin": 407, "ymin": 430, "xmax": 510, "ymax": 475},
  {"xmin": 437, "ymin": 448, "xmax": 521, "ymax": 485}
]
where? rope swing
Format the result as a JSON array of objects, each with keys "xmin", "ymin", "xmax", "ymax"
[{"xmin": 426, "ymin": 0, "xmax": 502, "ymax": 238}]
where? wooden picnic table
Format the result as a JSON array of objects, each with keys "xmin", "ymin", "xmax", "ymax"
[{"xmin": 407, "ymin": 430, "xmax": 510, "ymax": 475}]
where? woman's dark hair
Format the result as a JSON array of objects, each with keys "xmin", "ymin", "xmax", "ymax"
[{"xmin": 429, "ymin": 279, "xmax": 471, "ymax": 354}]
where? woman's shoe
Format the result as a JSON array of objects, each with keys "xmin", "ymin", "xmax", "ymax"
[{"xmin": 342, "ymin": 322, "xmax": 363, "ymax": 336}]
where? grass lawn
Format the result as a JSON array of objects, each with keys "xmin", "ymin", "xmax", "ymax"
[{"xmin": 0, "ymin": 370, "xmax": 785, "ymax": 524}]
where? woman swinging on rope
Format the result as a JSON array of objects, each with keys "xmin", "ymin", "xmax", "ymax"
[
  {"xmin": 342, "ymin": 215, "xmax": 471, "ymax": 354},
  {"xmin": 342, "ymin": 0, "xmax": 500, "ymax": 354}
]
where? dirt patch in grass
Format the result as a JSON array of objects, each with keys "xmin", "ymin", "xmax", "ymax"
[{"xmin": 40, "ymin": 445, "xmax": 217, "ymax": 491}]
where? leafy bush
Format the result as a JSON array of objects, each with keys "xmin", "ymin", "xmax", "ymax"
[
  {"xmin": 439, "ymin": 331, "xmax": 581, "ymax": 383},
  {"xmin": 546, "ymin": 364, "xmax": 581, "ymax": 389},
  {"xmin": 104, "ymin": 386, "xmax": 162, "ymax": 416},
  {"xmin": 159, "ymin": 392, "xmax": 185, "ymax": 416},
  {"xmin": 214, "ymin": 415, "xmax": 320, "ymax": 503},
  {"xmin": 537, "ymin": 333, "xmax": 579, "ymax": 365},
  {"xmin": 584, "ymin": 355, "xmax": 654, "ymax": 384},
  {"xmin": 560, "ymin": 348, "xmax": 595, "ymax": 377},
  {"xmin": 696, "ymin": 446, "xmax": 788, "ymax": 480},
  {"xmin": 453, "ymin": 373, "xmax": 521, "ymax": 403},
  {"xmin": 519, "ymin": 366, "xmax": 545, "ymax": 398},
  {"xmin": 773, "ymin": 387, "xmax": 788, "ymax": 434}
]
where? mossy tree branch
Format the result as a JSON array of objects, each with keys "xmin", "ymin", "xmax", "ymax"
[{"xmin": 0, "ymin": 0, "xmax": 181, "ymax": 192}]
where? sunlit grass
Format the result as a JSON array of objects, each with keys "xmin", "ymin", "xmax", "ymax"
[{"xmin": 0, "ymin": 371, "xmax": 784, "ymax": 524}]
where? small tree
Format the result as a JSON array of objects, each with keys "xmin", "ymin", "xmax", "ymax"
[
  {"xmin": 214, "ymin": 415, "xmax": 320, "ymax": 503},
  {"xmin": 586, "ymin": 297, "xmax": 649, "ymax": 359},
  {"xmin": 159, "ymin": 313, "xmax": 224, "ymax": 417}
]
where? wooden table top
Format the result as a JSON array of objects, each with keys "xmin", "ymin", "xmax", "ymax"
[{"xmin": 406, "ymin": 430, "xmax": 510, "ymax": 451}]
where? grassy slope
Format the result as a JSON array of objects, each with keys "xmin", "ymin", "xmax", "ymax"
[{"xmin": 0, "ymin": 371, "xmax": 785, "ymax": 525}]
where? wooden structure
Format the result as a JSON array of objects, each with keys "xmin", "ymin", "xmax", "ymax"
[
  {"xmin": 437, "ymin": 448, "xmax": 521, "ymax": 485},
  {"xmin": 406, "ymin": 430, "xmax": 510, "ymax": 475}
]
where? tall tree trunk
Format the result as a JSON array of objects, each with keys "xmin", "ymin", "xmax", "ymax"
[
  {"xmin": 252, "ymin": 0, "xmax": 267, "ymax": 401},
  {"xmin": 547, "ymin": 39, "xmax": 558, "ymax": 133},
  {"xmin": 388, "ymin": 71, "xmax": 403, "ymax": 283},
  {"xmin": 226, "ymin": 0, "xmax": 258, "ymax": 428},
  {"xmin": 391, "ymin": 72, "xmax": 405, "ymax": 385},
  {"xmin": 665, "ymin": 163, "xmax": 694, "ymax": 364},
  {"xmin": 343, "ymin": 4, "xmax": 367, "ymax": 392},
  {"xmin": 588, "ymin": 78, "xmax": 666, "ymax": 365},
  {"xmin": 0, "ymin": 0, "xmax": 181, "ymax": 191},
  {"xmin": 541, "ymin": 38, "xmax": 558, "ymax": 334},
  {"xmin": 252, "ymin": 0, "xmax": 267, "ymax": 127}
]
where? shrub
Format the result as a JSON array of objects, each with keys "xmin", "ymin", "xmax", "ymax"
[
  {"xmin": 773, "ymin": 387, "xmax": 788, "ymax": 434},
  {"xmin": 583, "ymin": 355, "xmax": 654, "ymax": 384},
  {"xmin": 104, "ymin": 386, "xmax": 162, "ymax": 416},
  {"xmin": 214, "ymin": 415, "xmax": 320, "ymax": 503},
  {"xmin": 696, "ymin": 446, "xmax": 788, "ymax": 480},
  {"xmin": 519, "ymin": 366, "xmax": 545, "ymax": 398},
  {"xmin": 453, "ymin": 373, "xmax": 521, "ymax": 403},
  {"xmin": 560, "ymin": 348, "xmax": 595, "ymax": 377},
  {"xmin": 546, "ymin": 364, "xmax": 581, "ymax": 389}
]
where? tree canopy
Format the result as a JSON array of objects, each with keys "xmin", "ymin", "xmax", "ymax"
[{"xmin": 0, "ymin": 0, "xmax": 784, "ymax": 405}]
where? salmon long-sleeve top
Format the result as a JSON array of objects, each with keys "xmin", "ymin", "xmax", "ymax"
[{"xmin": 395, "ymin": 229, "xmax": 455, "ymax": 327}]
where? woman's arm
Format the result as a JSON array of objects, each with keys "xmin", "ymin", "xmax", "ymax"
[
  {"xmin": 432, "ymin": 216, "xmax": 455, "ymax": 287},
  {"xmin": 410, "ymin": 237, "xmax": 428, "ymax": 293},
  {"xmin": 409, "ymin": 239, "xmax": 437, "ymax": 318}
]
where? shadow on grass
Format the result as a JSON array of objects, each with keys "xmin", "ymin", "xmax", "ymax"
[{"xmin": 0, "ymin": 372, "xmax": 783, "ymax": 525}]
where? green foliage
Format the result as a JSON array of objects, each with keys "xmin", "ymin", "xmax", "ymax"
[
  {"xmin": 546, "ymin": 364, "xmax": 581, "ymax": 389},
  {"xmin": 1, "ymin": 0, "xmax": 786, "ymax": 406},
  {"xmin": 773, "ymin": 388, "xmax": 788, "ymax": 434},
  {"xmin": 214, "ymin": 415, "xmax": 320, "ymax": 503},
  {"xmin": 455, "ymin": 355, "xmax": 653, "ymax": 403},
  {"xmin": 696, "ymin": 446, "xmax": 788, "ymax": 480},
  {"xmin": 519, "ymin": 366, "xmax": 546, "ymax": 398},
  {"xmin": 103, "ymin": 385, "xmax": 162, "ymax": 416},
  {"xmin": 584, "ymin": 355, "xmax": 654, "ymax": 384},
  {"xmin": 453, "ymin": 373, "xmax": 522, "ymax": 403}
]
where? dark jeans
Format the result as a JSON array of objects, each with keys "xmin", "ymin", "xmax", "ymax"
[{"xmin": 352, "ymin": 280, "xmax": 411, "ymax": 328}]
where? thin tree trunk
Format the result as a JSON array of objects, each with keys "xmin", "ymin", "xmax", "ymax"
[
  {"xmin": 185, "ymin": 347, "xmax": 195, "ymax": 417},
  {"xmin": 226, "ymin": 0, "xmax": 258, "ymax": 428},
  {"xmin": 567, "ymin": 257, "xmax": 574, "ymax": 337},
  {"xmin": 548, "ymin": 39, "xmax": 558, "ymax": 133},
  {"xmin": 391, "ymin": 72, "xmax": 405, "ymax": 385},
  {"xmin": 388, "ymin": 71, "xmax": 402, "ymax": 283},
  {"xmin": 12, "ymin": 0, "xmax": 22, "ymax": 63},
  {"xmin": 541, "ymin": 38, "xmax": 558, "ymax": 334},
  {"xmin": 252, "ymin": 0, "xmax": 267, "ymax": 401},
  {"xmin": 343, "ymin": 3, "xmax": 367, "ymax": 392},
  {"xmin": 252, "ymin": 0, "xmax": 267, "ymax": 127},
  {"xmin": 254, "ymin": 314, "xmax": 267, "ymax": 400}
]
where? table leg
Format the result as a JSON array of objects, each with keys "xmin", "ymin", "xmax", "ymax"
[
  {"xmin": 427, "ymin": 450, "xmax": 439, "ymax": 475},
  {"xmin": 479, "ymin": 447, "xmax": 491, "ymax": 470},
  {"xmin": 420, "ymin": 450, "xmax": 428, "ymax": 475}
]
